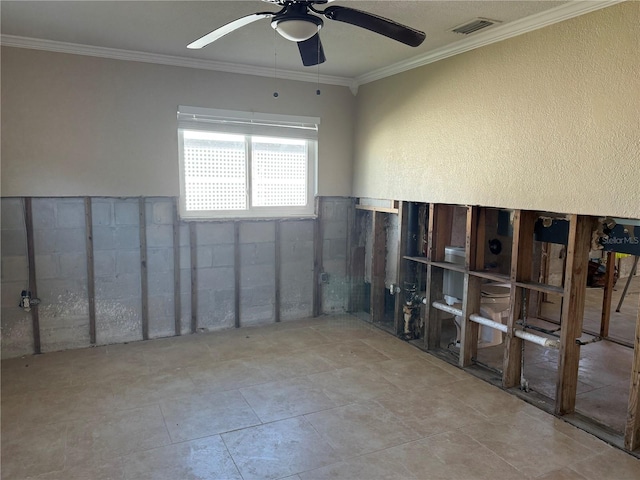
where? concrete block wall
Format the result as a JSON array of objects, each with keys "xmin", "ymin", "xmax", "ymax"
[
  {"xmin": 280, "ymin": 220, "xmax": 314, "ymax": 321},
  {"xmin": 195, "ymin": 222, "xmax": 236, "ymax": 331},
  {"xmin": 320, "ymin": 197, "xmax": 351, "ymax": 314},
  {"xmin": 92, "ymin": 198, "xmax": 142, "ymax": 345},
  {"xmin": 1, "ymin": 198, "xmax": 34, "ymax": 358},
  {"xmin": 33, "ymin": 198, "xmax": 90, "ymax": 351},
  {"xmin": 1, "ymin": 196, "xmax": 350, "ymax": 358}
]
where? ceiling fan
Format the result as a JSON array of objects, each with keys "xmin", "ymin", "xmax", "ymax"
[{"xmin": 187, "ymin": 0, "xmax": 426, "ymax": 67}]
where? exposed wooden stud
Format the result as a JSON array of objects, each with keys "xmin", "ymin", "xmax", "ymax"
[
  {"xmin": 172, "ymin": 198, "xmax": 181, "ymax": 336},
  {"xmin": 624, "ymin": 292, "xmax": 640, "ymax": 451},
  {"xmin": 234, "ymin": 221, "xmax": 241, "ymax": 328},
  {"xmin": 394, "ymin": 201, "xmax": 408, "ymax": 335},
  {"xmin": 600, "ymin": 250, "xmax": 616, "ymax": 338},
  {"xmin": 84, "ymin": 197, "xmax": 97, "ymax": 345},
  {"xmin": 503, "ymin": 210, "xmax": 537, "ymax": 388},
  {"xmin": 460, "ymin": 206, "xmax": 481, "ymax": 367},
  {"xmin": 274, "ymin": 220, "xmax": 281, "ymax": 323},
  {"xmin": 23, "ymin": 197, "xmax": 41, "ymax": 354},
  {"xmin": 139, "ymin": 198, "xmax": 149, "ymax": 340},
  {"xmin": 312, "ymin": 197, "xmax": 323, "ymax": 317},
  {"xmin": 371, "ymin": 211, "xmax": 386, "ymax": 324},
  {"xmin": 556, "ymin": 215, "xmax": 593, "ymax": 415},
  {"xmin": 474, "ymin": 207, "xmax": 486, "ymax": 271},
  {"xmin": 423, "ymin": 204, "xmax": 453, "ymax": 350},
  {"xmin": 189, "ymin": 222, "xmax": 197, "ymax": 334}
]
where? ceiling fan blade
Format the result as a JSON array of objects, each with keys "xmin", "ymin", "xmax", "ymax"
[
  {"xmin": 323, "ymin": 6, "xmax": 425, "ymax": 47},
  {"xmin": 297, "ymin": 34, "xmax": 326, "ymax": 66},
  {"xmin": 188, "ymin": 13, "xmax": 273, "ymax": 49}
]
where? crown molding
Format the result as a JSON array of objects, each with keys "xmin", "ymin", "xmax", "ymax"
[
  {"xmin": 0, "ymin": 34, "xmax": 358, "ymax": 93},
  {"xmin": 355, "ymin": 0, "xmax": 625, "ymax": 86},
  {"xmin": 0, "ymin": 0, "xmax": 623, "ymax": 96}
]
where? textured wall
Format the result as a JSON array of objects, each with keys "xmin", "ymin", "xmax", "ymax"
[
  {"xmin": 352, "ymin": 2, "xmax": 640, "ymax": 218},
  {"xmin": 1, "ymin": 48, "xmax": 355, "ymax": 197}
]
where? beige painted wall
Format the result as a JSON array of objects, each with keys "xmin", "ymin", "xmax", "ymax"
[
  {"xmin": 352, "ymin": 2, "xmax": 640, "ymax": 219},
  {"xmin": 1, "ymin": 47, "xmax": 355, "ymax": 197}
]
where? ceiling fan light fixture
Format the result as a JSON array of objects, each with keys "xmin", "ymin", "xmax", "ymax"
[{"xmin": 271, "ymin": 16, "xmax": 323, "ymax": 42}]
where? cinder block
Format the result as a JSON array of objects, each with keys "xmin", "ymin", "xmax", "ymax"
[
  {"xmin": 180, "ymin": 268, "xmax": 191, "ymax": 294},
  {"xmin": 54, "ymin": 228, "xmax": 86, "ymax": 253},
  {"xmin": 1, "ymin": 281, "xmax": 25, "ymax": 308},
  {"xmin": 37, "ymin": 278, "xmax": 87, "ymax": 308},
  {"xmin": 35, "ymin": 255, "xmax": 59, "ymax": 279},
  {"xmin": 148, "ymin": 295, "xmax": 174, "ymax": 337},
  {"xmin": 195, "ymin": 246, "xmax": 213, "ymax": 268},
  {"xmin": 147, "ymin": 248, "xmax": 173, "ymax": 273},
  {"xmin": 91, "ymin": 200, "xmax": 113, "ymax": 226},
  {"xmin": 1, "ymin": 198, "xmax": 26, "ymax": 229},
  {"xmin": 94, "ymin": 251, "xmax": 116, "ymax": 277},
  {"xmin": 323, "ymin": 258, "xmax": 347, "ymax": 277},
  {"xmin": 31, "ymin": 198, "xmax": 57, "ymax": 230},
  {"xmin": 152, "ymin": 200, "xmax": 174, "ymax": 225},
  {"xmin": 211, "ymin": 244, "xmax": 235, "ymax": 267},
  {"xmin": 148, "ymin": 272, "xmax": 174, "ymax": 295},
  {"xmin": 280, "ymin": 240, "xmax": 314, "ymax": 263},
  {"xmin": 179, "ymin": 246, "xmax": 190, "ymax": 269},
  {"xmin": 116, "ymin": 250, "xmax": 140, "ymax": 275},
  {"xmin": 240, "ymin": 222, "xmax": 275, "ymax": 244},
  {"xmin": 146, "ymin": 225, "xmax": 173, "ymax": 248},
  {"xmin": 0, "ymin": 309, "xmax": 34, "ymax": 359},
  {"xmin": 280, "ymin": 220, "xmax": 314, "ymax": 242},
  {"xmin": 196, "ymin": 223, "xmax": 234, "ymax": 245},
  {"xmin": 240, "ymin": 284, "xmax": 274, "ymax": 307},
  {"xmin": 92, "ymin": 226, "xmax": 116, "ymax": 251},
  {"xmin": 239, "ymin": 304, "xmax": 274, "ymax": 326},
  {"xmin": 323, "ymin": 238, "xmax": 347, "ymax": 260},
  {"xmin": 179, "ymin": 224, "xmax": 190, "ymax": 245},
  {"xmin": 197, "ymin": 266, "xmax": 234, "ymax": 289},
  {"xmin": 95, "ymin": 272, "xmax": 141, "ymax": 300},
  {"xmin": 59, "ymin": 252, "xmax": 88, "ymax": 279},
  {"xmin": 240, "ymin": 242, "xmax": 275, "ymax": 266},
  {"xmin": 1, "ymin": 255, "xmax": 28, "ymax": 282},
  {"xmin": 95, "ymin": 297, "xmax": 142, "ymax": 345},
  {"xmin": 56, "ymin": 201, "xmax": 85, "ymax": 228},
  {"xmin": 1, "ymin": 229, "xmax": 27, "ymax": 256},
  {"xmin": 114, "ymin": 226, "xmax": 140, "ymax": 249},
  {"xmin": 322, "ymin": 220, "xmax": 347, "ymax": 240},
  {"xmin": 114, "ymin": 201, "xmax": 140, "ymax": 226},
  {"xmin": 240, "ymin": 264, "xmax": 275, "ymax": 288}
]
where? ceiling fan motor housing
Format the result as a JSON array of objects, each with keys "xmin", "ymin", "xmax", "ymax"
[{"xmin": 271, "ymin": 3, "xmax": 324, "ymax": 42}]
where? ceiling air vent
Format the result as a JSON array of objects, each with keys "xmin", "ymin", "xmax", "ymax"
[{"xmin": 451, "ymin": 18, "xmax": 500, "ymax": 35}]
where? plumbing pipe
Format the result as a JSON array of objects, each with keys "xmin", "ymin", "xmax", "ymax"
[
  {"xmin": 469, "ymin": 314, "xmax": 508, "ymax": 333},
  {"xmin": 432, "ymin": 301, "xmax": 462, "ymax": 317},
  {"xmin": 469, "ymin": 314, "xmax": 560, "ymax": 349},
  {"xmin": 514, "ymin": 329, "xmax": 560, "ymax": 349}
]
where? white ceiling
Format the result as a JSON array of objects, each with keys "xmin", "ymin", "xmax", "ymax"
[{"xmin": 1, "ymin": 1, "xmax": 612, "ymax": 83}]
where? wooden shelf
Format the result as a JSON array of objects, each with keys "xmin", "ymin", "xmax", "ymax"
[
  {"xmin": 514, "ymin": 281, "xmax": 564, "ymax": 296},
  {"xmin": 404, "ymin": 257, "xmax": 510, "ymax": 284},
  {"xmin": 403, "ymin": 255, "xmax": 429, "ymax": 265},
  {"xmin": 469, "ymin": 270, "xmax": 510, "ymax": 283}
]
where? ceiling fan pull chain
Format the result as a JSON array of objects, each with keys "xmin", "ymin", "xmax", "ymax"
[{"xmin": 273, "ymin": 28, "xmax": 279, "ymax": 98}]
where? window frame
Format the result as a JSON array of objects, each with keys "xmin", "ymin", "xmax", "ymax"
[{"xmin": 177, "ymin": 107, "xmax": 318, "ymax": 220}]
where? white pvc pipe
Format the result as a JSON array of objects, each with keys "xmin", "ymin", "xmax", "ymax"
[
  {"xmin": 469, "ymin": 314, "xmax": 508, "ymax": 333},
  {"xmin": 469, "ymin": 313, "xmax": 559, "ymax": 349},
  {"xmin": 432, "ymin": 301, "xmax": 462, "ymax": 317},
  {"xmin": 514, "ymin": 329, "xmax": 560, "ymax": 349}
]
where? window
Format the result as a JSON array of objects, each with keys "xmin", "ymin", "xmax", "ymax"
[{"xmin": 178, "ymin": 106, "xmax": 318, "ymax": 219}]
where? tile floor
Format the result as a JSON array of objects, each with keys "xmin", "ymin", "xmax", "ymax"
[{"xmin": 2, "ymin": 315, "xmax": 640, "ymax": 480}]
